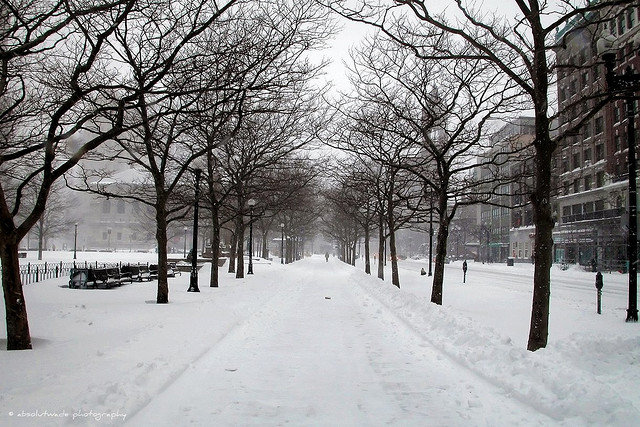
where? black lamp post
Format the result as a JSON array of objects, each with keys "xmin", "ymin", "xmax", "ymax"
[
  {"xmin": 247, "ymin": 199, "xmax": 256, "ymax": 275},
  {"xmin": 597, "ymin": 30, "xmax": 640, "ymax": 322},
  {"xmin": 428, "ymin": 192, "xmax": 433, "ymax": 276},
  {"xmin": 73, "ymin": 223, "xmax": 78, "ymax": 260},
  {"xmin": 280, "ymin": 222, "xmax": 285, "ymax": 264},
  {"xmin": 188, "ymin": 169, "xmax": 202, "ymax": 293}
]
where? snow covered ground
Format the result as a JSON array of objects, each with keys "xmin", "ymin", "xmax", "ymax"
[{"xmin": 0, "ymin": 251, "xmax": 638, "ymax": 426}]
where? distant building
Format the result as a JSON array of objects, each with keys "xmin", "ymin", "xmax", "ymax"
[{"xmin": 473, "ymin": 117, "xmax": 536, "ymax": 262}]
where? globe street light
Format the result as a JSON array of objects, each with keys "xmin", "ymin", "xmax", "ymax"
[
  {"xmin": 597, "ymin": 30, "xmax": 640, "ymax": 322},
  {"xmin": 247, "ymin": 199, "xmax": 256, "ymax": 275}
]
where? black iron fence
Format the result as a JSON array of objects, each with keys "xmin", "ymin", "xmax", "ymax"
[{"xmin": 8, "ymin": 261, "xmax": 129, "ymax": 286}]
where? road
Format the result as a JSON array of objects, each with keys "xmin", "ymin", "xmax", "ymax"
[{"xmin": 126, "ymin": 257, "xmax": 555, "ymax": 426}]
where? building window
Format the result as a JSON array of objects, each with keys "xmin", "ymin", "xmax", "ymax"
[
  {"xmin": 572, "ymin": 152, "xmax": 580, "ymax": 169},
  {"xmin": 581, "ymin": 71, "xmax": 589, "ymax": 88},
  {"xmin": 117, "ymin": 232, "xmax": 122, "ymax": 241},
  {"xmin": 117, "ymin": 200, "xmax": 125, "ymax": 214},
  {"xmin": 595, "ymin": 144, "xmax": 605, "ymax": 161},
  {"xmin": 596, "ymin": 171, "xmax": 605, "ymax": 187},
  {"xmin": 583, "ymin": 121, "xmax": 591, "ymax": 139},
  {"xmin": 573, "ymin": 179, "xmax": 580, "ymax": 193},
  {"xmin": 595, "ymin": 116, "xmax": 604, "ymax": 134},
  {"xmin": 615, "ymin": 134, "xmax": 622, "ymax": 152},
  {"xmin": 618, "ymin": 15, "xmax": 625, "ymax": 34},
  {"xmin": 595, "ymin": 199, "xmax": 605, "ymax": 211},
  {"xmin": 584, "ymin": 147, "xmax": 592, "ymax": 163},
  {"xmin": 627, "ymin": 9, "xmax": 636, "ymax": 28},
  {"xmin": 614, "ymin": 105, "xmax": 620, "ymax": 123},
  {"xmin": 584, "ymin": 175, "xmax": 592, "ymax": 191},
  {"xmin": 102, "ymin": 200, "xmax": 111, "ymax": 214}
]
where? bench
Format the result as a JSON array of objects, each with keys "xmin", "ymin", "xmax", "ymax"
[
  {"xmin": 122, "ymin": 264, "xmax": 152, "ymax": 282},
  {"xmin": 69, "ymin": 268, "xmax": 93, "ymax": 289},
  {"xmin": 91, "ymin": 268, "xmax": 118, "ymax": 288}
]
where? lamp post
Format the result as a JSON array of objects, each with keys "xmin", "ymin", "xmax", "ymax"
[
  {"xmin": 188, "ymin": 169, "xmax": 202, "ymax": 293},
  {"xmin": 280, "ymin": 223, "xmax": 285, "ymax": 264},
  {"xmin": 73, "ymin": 223, "xmax": 78, "ymax": 260},
  {"xmin": 597, "ymin": 30, "xmax": 640, "ymax": 322},
  {"xmin": 428, "ymin": 192, "xmax": 433, "ymax": 276},
  {"xmin": 247, "ymin": 199, "xmax": 256, "ymax": 274},
  {"xmin": 183, "ymin": 226, "xmax": 187, "ymax": 258}
]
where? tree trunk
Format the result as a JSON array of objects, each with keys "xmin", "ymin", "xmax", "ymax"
[
  {"xmin": 351, "ymin": 240, "xmax": 357, "ymax": 266},
  {"xmin": 1, "ymin": 235, "xmax": 32, "ymax": 350},
  {"xmin": 364, "ymin": 226, "xmax": 371, "ymax": 274},
  {"xmin": 228, "ymin": 231, "xmax": 236, "ymax": 274},
  {"xmin": 261, "ymin": 231, "xmax": 269, "ymax": 260},
  {"xmin": 377, "ymin": 215, "xmax": 385, "ymax": 280},
  {"xmin": 431, "ymin": 193, "xmax": 450, "ymax": 305},
  {"xmin": 209, "ymin": 205, "xmax": 220, "ymax": 288},
  {"xmin": 235, "ymin": 219, "xmax": 245, "ymax": 279},
  {"xmin": 155, "ymin": 204, "xmax": 170, "ymax": 304},
  {"xmin": 387, "ymin": 195, "xmax": 400, "ymax": 288},
  {"xmin": 38, "ymin": 217, "xmax": 44, "ymax": 260},
  {"xmin": 528, "ymin": 133, "xmax": 555, "ymax": 351}
]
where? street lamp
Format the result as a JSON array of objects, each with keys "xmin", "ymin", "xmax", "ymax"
[
  {"xmin": 73, "ymin": 223, "xmax": 78, "ymax": 260},
  {"xmin": 280, "ymin": 223, "xmax": 285, "ymax": 264},
  {"xmin": 183, "ymin": 226, "xmax": 188, "ymax": 258},
  {"xmin": 428, "ymin": 192, "xmax": 433, "ymax": 276},
  {"xmin": 247, "ymin": 199, "xmax": 256, "ymax": 274},
  {"xmin": 188, "ymin": 169, "xmax": 202, "ymax": 293},
  {"xmin": 597, "ymin": 30, "xmax": 640, "ymax": 322}
]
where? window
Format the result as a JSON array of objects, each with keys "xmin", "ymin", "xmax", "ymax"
[
  {"xmin": 572, "ymin": 152, "xmax": 580, "ymax": 169},
  {"xmin": 569, "ymin": 79, "xmax": 577, "ymax": 96},
  {"xmin": 595, "ymin": 116, "xmax": 604, "ymax": 134},
  {"xmin": 614, "ymin": 105, "xmax": 620, "ymax": 122},
  {"xmin": 584, "ymin": 175, "xmax": 592, "ymax": 191},
  {"xmin": 117, "ymin": 232, "xmax": 122, "ymax": 241},
  {"xmin": 573, "ymin": 179, "xmax": 580, "ymax": 193},
  {"xmin": 618, "ymin": 15, "xmax": 625, "ymax": 34},
  {"xmin": 615, "ymin": 134, "xmax": 622, "ymax": 152},
  {"xmin": 102, "ymin": 200, "xmax": 111, "ymax": 214},
  {"xmin": 627, "ymin": 9, "xmax": 636, "ymax": 28},
  {"xmin": 596, "ymin": 171, "xmax": 605, "ymax": 187},
  {"xmin": 581, "ymin": 71, "xmax": 589, "ymax": 88},
  {"xmin": 117, "ymin": 200, "xmax": 125, "ymax": 214},
  {"xmin": 583, "ymin": 121, "xmax": 591, "ymax": 139},
  {"xmin": 584, "ymin": 147, "xmax": 592, "ymax": 163},
  {"xmin": 596, "ymin": 144, "xmax": 605, "ymax": 161},
  {"xmin": 595, "ymin": 199, "xmax": 605, "ymax": 211},
  {"xmin": 562, "ymin": 206, "xmax": 571, "ymax": 217}
]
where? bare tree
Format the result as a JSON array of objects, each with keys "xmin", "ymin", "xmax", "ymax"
[
  {"xmin": 319, "ymin": 0, "xmax": 632, "ymax": 350},
  {"xmin": 0, "ymin": 0, "xmax": 139, "ymax": 350}
]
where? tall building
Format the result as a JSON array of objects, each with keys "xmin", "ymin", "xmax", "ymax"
[
  {"xmin": 553, "ymin": 4, "xmax": 639, "ymax": 270},
  {"xmin": 474, "ymin": 117, "xmax": 536, "ymax": 262}
]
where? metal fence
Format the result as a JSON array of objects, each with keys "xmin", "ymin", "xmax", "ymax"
[{"xmin": 13, "ymin": 261, "xmax": 127, "ymax": 286}]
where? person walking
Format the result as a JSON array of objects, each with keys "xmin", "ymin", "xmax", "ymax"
[{"xmin": 462, "ymin": 260, "xmax": 468, "ymax": 283}]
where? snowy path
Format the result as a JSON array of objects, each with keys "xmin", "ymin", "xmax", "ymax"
[{"xmin": 126, "ymin": 258, "xmax": 554, "ymax": 426}]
